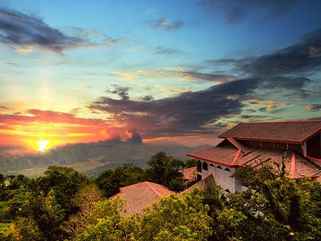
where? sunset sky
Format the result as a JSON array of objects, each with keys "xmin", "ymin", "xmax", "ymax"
[{"xmin": 1, "ymin": 0, "xmax": 321, "ymax": 153}]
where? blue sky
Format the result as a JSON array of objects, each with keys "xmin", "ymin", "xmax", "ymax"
[{"xmin": 1, "ymin": 0, "xmax": 321, "ymax": 150}]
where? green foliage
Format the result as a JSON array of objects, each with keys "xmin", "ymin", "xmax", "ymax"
[
  {"xmin": 62, "ymin": 184, "xmax": 103, "ymax": 239},
  {"xmin": 95, "ymin": 164, "xmax": 146, "ymax": 197},
  {"xmin": 2, "ymin": 166, "xmax": 88, "ymax": 241},
  {"xmin": 213, "ymin": 167, "xmax": 321, "ymax": 241},
  {"xmin": 9, "ymin": 217, "xmax": 43, "ymax": 241},
  {"xmin": 183, "ymin": 159, "xmax": 198, "ymax": 168},
  {"xmin": 138, "ymin": 190, "xmax": 212, "ymax": 241},
  {"xmin": 0, "ymin": 201, "xmax": 9, "ymax": 221},
  {"xmin": 2, "ymin": 156, "xmax": 321, "ymax": 241},
  {"xmin": 77, "ymin": 190, "xmax": 213, "ymax": 241},
  {"xmin": 0, "ymin": 222, "xmax": 10, "ymax": 235},
  {"xmin": 95, "ymin": 152, "xmax": 189, "ymax": 197},
  {"xmin": 146, "ymin": 152, "xmax": 185, "ymax": 191},
  {"xmin": 75, "ymin": 199, "xmax": 132, "ymax": 241}
]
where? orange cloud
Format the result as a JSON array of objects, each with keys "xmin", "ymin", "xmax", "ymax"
[{"xmin": 0, "ymin": 109, "xmax": 131, "ymax": 153}]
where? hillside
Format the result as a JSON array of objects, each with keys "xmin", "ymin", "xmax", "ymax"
[{"xmin": 0, "ymin": 138, "xmax": 192, "ymax": 177}]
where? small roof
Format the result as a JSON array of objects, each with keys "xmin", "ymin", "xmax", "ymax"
[
  {"xmin": 113, "ymin": 181, "xmax": 174, "ymax": 215},
  {"xmin": 219, "ymin": 120, "xmax": 321, "ymax": 144},
  {"xmin": 180, "ymin": 167, "xmax": 197, "ymax": 181}
]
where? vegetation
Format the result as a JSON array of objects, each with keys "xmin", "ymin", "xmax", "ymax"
[
  {"xmin": 0, "ymin": 153, "xmax": 320, "ymax": 241},
  {"xmin": 95, "ymin": 152, "xmax": 192, "ymax": 196},
  {"xmin": 76, "ymin": 189, "xmax": 212, "ymax": 241}
]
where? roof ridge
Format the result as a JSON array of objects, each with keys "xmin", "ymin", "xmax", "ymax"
[
  {"xmin": 145, "ymin": 181, "xmax": 165, "ymax": 197},
  {"xmin": 239, "ymin": 119, "xmax": 321, "ymax": 125}
]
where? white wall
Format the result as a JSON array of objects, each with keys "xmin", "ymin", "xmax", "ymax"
[{"xmin": 198, "ymin": 161, "xmax": 239, "ymax": 193}]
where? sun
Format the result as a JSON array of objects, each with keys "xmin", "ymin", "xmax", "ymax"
[{"xmin": 37, "ymin": 139, "xmax": 49, "ymax": 153}]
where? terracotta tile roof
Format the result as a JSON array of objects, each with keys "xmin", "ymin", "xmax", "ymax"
[
  {"xmin": 187, "ymin": 146, "xmax": 239, "ymax": 167},
  {"xmin": 219, "ymin": 120, "xmax": 321, "ymax": 144},
  {"xmin": 238, "ymin": 149, "xmax": 321, "ymax": 179},
  {"xmin": 180, "ymin": 167, "xmax": 197, "ymax": 182},
  {"xmin": 187, "ymin": 146, "xmax": 321, "ymax": 180},
  {"xmin": 112, "ymin": 181, "xmax": 174, "ymax": 215}
]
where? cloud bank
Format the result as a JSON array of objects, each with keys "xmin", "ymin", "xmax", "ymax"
[{"xmin": 90, "ymin": 28, "xmax": 321, "ymax": 136}]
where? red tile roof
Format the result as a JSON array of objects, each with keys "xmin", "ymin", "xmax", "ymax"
[
  {"xmin": 219, "ymin": 120, "xmax": 321, "ymax": 144},
  {"xmin": 180, "ymin": 167, "xmax": 197, "ymax": 182},
  {"xmin": 239, "ymin": 149, "xmax": 321, "ymax": 179},
  {"xmin": 187, "ymin": 146, "xmax": 239, "ymax": 167},
  {"xmin": 112, "ymin": 181, "xmax": 174, "ymax": 215},
  {"xmin": 188, "ymin": 146, "xmax": 321, "ymax": 180}
]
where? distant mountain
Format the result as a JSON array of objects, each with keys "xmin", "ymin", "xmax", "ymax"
[{"xmin": 0, "ymin": 137, "xmax": 192, "ymax": 177}]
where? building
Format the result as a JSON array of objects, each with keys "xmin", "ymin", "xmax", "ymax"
[
  {"xmin": 112, "ymin": 181, "xmax": 174, "ymax": 215},
  {"xmin": 179, "ymin": 166, "xmax": 197, "ymax": 184},
  {"xmin": 187, "ymin": 120, "xmax": 321, "ymax": 193}
]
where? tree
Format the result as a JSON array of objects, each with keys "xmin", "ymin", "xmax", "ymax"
[
  {"xmin": 229, "ymin": 166, "xmax": 321, "ymax": 241},
  {"xmin": 6, "ymin": 166, "xmax": 88, "ymax": 241},
  {"xmin": 145, "ymin": 152, "xmax": 185, "ymax": 191},
  {"xmin": 136, "ymin": 189, "xmax": 213, "ymax": 241},
  {"xmin": 76, "ymin": 189, "xmax": 213, "ymax": 241},
  {"xmin": 75, "ymin": 199, "xmax": 132, "ymax": 241},
  {"xmin": 8, "ymin": 217, "xmax": 43, "ymax": 241},
  {"xmin": 62, "ymin": 184, "xmax": 103, "ymax": 239},
  {"xmin": 95, "ymin": 164, "xmax": 146, "ymax": 197}
]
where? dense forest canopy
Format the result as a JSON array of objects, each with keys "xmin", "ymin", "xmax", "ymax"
[{"xmin": 0, "ymin": 152, "xmax": 320, "ymax": 241}]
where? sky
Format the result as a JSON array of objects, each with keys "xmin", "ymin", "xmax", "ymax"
[{"xmin": 1, "ymin": 0, "xmax": 321, "ymax": 153}]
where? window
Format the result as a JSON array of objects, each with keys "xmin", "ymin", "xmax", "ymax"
[
  {"xmin": 197, "ymin": 174, "xmax": 202, "ymax": 181},
  {"xmin": 217, "ymin": 165, "xmax": 222, "ymax": 169},
  {"xmin": 202, "ymin": 162, "xmax": 208, "ymax": 171},
  {"xmin": 210, "ymin": 164, "xmax": 215, "ymax": 167},
  {"xmin": 224, "ymin": 168, "xmax": 231, "ymax": 172},
  {"xmin": 197, "ymin": 161, "xmax": 202, "ymax": 172}
]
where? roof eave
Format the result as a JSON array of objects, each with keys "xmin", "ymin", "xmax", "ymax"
[
  {"xmin": 218, "ymin": 136, "xmax": 303, "ymax": 145},
  {"xmin": 186, "ymin": 154, "xmax": 241, "ymax": 168}
]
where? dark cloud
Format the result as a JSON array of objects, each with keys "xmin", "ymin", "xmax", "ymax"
[
  {"xmin": 67, "ymin": 26, "xmax": 123, "ymax": 47},
  {"xmin": 141, "ymin": 95, "xmax": 154, "ymax": 101},
  {"xmin": 206, "ymin": 58, "xmax": 252, "ymax": 68},
  {"xmin": 114, "ymin": 69, "xmax": 236, "ymax": 84},
  {"xmin": 106, "ymin": 85, "xmax": 130, "ymax": 101},
  {"xmin": 148, "ymin": 17, "xmax": 184, "ymax": 31},
  {"xmin": 260, "ymin": 76, "xmax": 312, "ymax": 93},
  {"xmin": 207, "ymin": 29, "xmax": 321, "ymax": 94},
  {"xmin": 180, "ymin": 71, "xmax": 236, "ymax": 83},
  {"xmin": 89, "ymin": 78, "xmax": 259, "ymax": 136},
  {"xmin": 200, "ymin": 0, "xmax": 299, "ymax": 24},
  {"xmin": 0, "ymin": 8, "xmax": 121, "ymax": 53},
  {"xmin": 206, "ymin": 58, "xmax": 243, "ymax": 65},
  {"xmin": 154, "ymin": 46, "xmax": 181, "ymax": 55},
  {"xmin": 0, "ymin": 8, "xmax": 85, "ymax": 52},
  {"xmin": 90, "ymin": 27, "xmax": 321, "ymax": 137},
  {"xmin": 240, "ymin": 29, "xmax": 321, "ymax": 76}
]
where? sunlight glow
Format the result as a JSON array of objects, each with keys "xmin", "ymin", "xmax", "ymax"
[{"xmin": 37, "ymin": 139, "xmax": 49, "ymax": 153}]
